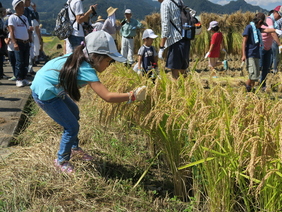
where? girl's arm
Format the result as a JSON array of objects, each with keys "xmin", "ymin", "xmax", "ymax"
[{"xmin": 88, "ymin": 81, "xmax": 129, "ymax": 103}]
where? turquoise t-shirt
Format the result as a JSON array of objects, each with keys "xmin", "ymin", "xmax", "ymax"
[{"xmin": 30, "ymin": 54, "xmax": 99, "ymax": 101}]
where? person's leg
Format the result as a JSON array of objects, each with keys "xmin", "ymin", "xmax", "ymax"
[
  {"xmin": 246, "ymin": 57, "xmax": 259, "ymax": 91},
  {"xmin": 272, "ymin": 41, "xmax": 279, "ymax": 73},
  {"xmin": 28, "ymin": 42, "xmax": 34, "ymax": 74},
  {"xmin": 166, "ymin": 39, "xmax": 190, "ymax": 79},
  {"xmin": 32, "ymin": 92, "xmax": 80, "ymax": 164},
  {"xmin": 8, "ymin": 51, "xmax": 16, "ymax": 76},
  {"xmin": 0, "ymin": 52, "xmax": 4, "ymax": 78},
  {"xmin": 260, "ymin": 49, "xmax": 272, "ymax": 88},
  {"xmin": 127, "ymin": 38, "xmax": 134, "ymax": 65},
  {"xmin": 121, "ymin": 37, "xmax": 128, "ymax": 63},
  {"xmin": 22, "ymin": 42, "xmax": 30, "ymax": 80}
]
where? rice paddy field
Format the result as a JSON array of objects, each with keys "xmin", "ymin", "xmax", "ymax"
[{"xmin": 1, "ymin": 11, "xmax": 282, "ymax": 211}]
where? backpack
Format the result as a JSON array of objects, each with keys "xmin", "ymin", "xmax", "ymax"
[
  {"xmin": 170, "ymin": 0, "xmax": 201, "ymax": 40},
  {"xmin": 53, "ymin": 1, "xmax": 76, "ymax": 40}
]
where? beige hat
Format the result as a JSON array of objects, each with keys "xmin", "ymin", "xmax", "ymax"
[
  {"xmin": 96, "ymin": 15, "xmax": 105, "ymax": 22},
  {"xmin": 107, "ymin": 7, "xmax": 118, "ymax": 17}
]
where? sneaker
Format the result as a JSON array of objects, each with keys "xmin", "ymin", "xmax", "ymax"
[
  {"xmin": 273, "ymin": 69, "xmax": 278, "ymax": 74},
  {"xmin": 54, "ymin": 159, "xmax": 74, "ymax": 173},
  {"xmin": 8, "ymin": 76, "xmax": 16, "ymax": 81},
  {"xmin": 16, "ymin": 80, "xmax": 24, "ymax": 87},
  {"xmin": 22, "ymin": 79, "xmax": 31, "ymax": 86},
  {"xmin": 71, "ymin": 147, "xmax": 93, "ymax": 161},
  {"xmin": 223, "ymin": 60, "xmax": 228, "ymax": 70}
]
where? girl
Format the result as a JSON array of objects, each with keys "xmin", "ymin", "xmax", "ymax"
[
  {"xmin": 205, "ymin": 21, "xmax": 227, "ymax": 77},
  {"xmin": 30, "ymin": 31, "xmax": 146, "ymax": 173}
]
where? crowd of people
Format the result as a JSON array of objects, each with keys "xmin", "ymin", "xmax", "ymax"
[{"xmin": 0, "ymin": 0, "xmax": 46, "ymax": 86}]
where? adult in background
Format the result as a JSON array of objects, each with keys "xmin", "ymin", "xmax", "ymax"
[
  {"xmin": 67, "ymin": 0, "xmax": 97, "ymax": 50},
  {"xmin": 102, "ymin": 7, "xmax": 120, "ymax": 44},
  {"xmin": 269, "ymin": 8, "xmax": 282, "ymax": 74},
  {"xmin": 23, "ymin": 0, "xmax": 37, "ymax": 75},
  {"xmin": 157, "ymin": 0, "xmax": 191, "ymax": 79},
  {"xmin": 9, "ymin": 0, "xmax": 32, "ymax": 87},
  {"xmin": 120, "ymin": 9, "xmax": 142, "ymax": 66},
  {"xmin": 92, "ymin": 15, "xmax": 104, "ymax": 31},
  {"xmin": 0, "ymin": 3, "xmax": 7, "ymax": 79},
  {"xmin": 260, "ymin": 5, "xmax": 282, "ymax": 90}
]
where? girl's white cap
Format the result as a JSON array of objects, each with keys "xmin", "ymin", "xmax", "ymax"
[{"xmin": 85, "ymin": 30, "xmax": 126, "ymax": 63}]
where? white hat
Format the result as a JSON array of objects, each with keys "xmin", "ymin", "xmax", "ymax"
[
  {"xmin": 208, "ymin": 21, "xmax": 218, "ymax": 31},
  {"xmin": 142, "ymin": 29, "xmax": 158, "ymax": 39},
  {"xmin": 12, "ymin": 0, "xmax": 23, "ymax": 10},
  {"xmin": 6, "ymin": 8, "xmax": 12, "ymax": 14},
  {"xmin": 85, "ymin": 31, "xmax": 126, "ymax": 63},
  {"xmin": 125, "ymin": 9, "xmax": 131, "ymax": 14}
]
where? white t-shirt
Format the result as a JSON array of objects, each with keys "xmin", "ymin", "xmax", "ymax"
[
  {"xmin": 68, "ymin": 0, "xmax": 84, "ymax": 37},
  {"xmin": 8, "ymin": 14, "xmax": 30, "ymax": 40}
]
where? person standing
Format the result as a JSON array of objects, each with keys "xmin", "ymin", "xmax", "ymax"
[
  {"xmin": 9, "ymin": 0, "xmax": 31, "ymax": 87},
  {"xmin": 136, "ymin": 29, "xmax": 158, "ymax": 78},
  {"xmin": 242, "ymin": 13, "xmax": 282, "ymax": 92},
  {"xmin": 120, "ymin": 9, "xmax": 142, "ymax": 66},
  {"xmin": 205, "ymin": 21, "xmax": 227, "ymax": 78},
  {"xmin": 92, "ymin": 15, "xmax": 104, "ymax": 31},
  {"xmin": 67, "ymin": 0, "xmax": 97, "ymax": 51},
  {"xmin": 260, "ymin": 5, "xmax": 282, "ymax": 90},
  {"xmin": 0, "ymin": 3, "xmax": 7, "ymax": 79},
  {"xmin": 23, "ymin": 0, "xmax": 37, "ymax": 75},
  {"xmin": 268, "ymin": 8, "xmax": 282, "ymax": 74},
  {"xmin": 102, "ymin": 7, "xmax": 120, "ymax": 44},
  {"xmin": 157, "ymin": 0, "xmax": 191, "ymax": 79}
]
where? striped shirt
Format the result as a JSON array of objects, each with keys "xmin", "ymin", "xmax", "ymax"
[{"xmin": 160, "ymin": 0, "xmax": 183, "ymax": 48}]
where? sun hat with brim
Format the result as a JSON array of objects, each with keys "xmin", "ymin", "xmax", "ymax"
[
  {"xmin": 12, "ymin": 0, "xmax": 23, "ymax": 10},
  {"xmin": 274, "ymin": 5, "xmax": 282, "ymax": 16},
  {"xmin": 142, "ymin": 29, "xmax": 158, "ymax": 39},
  {"xmin": 107, "ymin": 7, "xmax": 118, "ymax": 17},
  {"xmin": 85, "ymin": 31, "xmax": 126, "ymax": 63},
  {"xmin": 96, "ymin": 16, "xmax": 105, "ymax": 22}
]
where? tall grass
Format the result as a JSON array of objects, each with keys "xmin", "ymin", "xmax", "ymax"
[{"xmin": 94, "ymin": 61, "xmax": 282, "ymax": 211}]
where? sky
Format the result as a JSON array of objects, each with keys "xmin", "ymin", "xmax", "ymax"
[{"xmin": 209, "ymin": 0, "xmax": 280, "ymax": 11}]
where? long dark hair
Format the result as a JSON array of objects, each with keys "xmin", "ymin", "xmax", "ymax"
[
  {"xmin": 58, "ymin": 44, "xmax": 109, "ymax": 101},
  {"xmin": 59, "ymin": 45, "xmax": 86, "ymax": 101}
]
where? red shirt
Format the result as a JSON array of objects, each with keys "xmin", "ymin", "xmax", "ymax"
[{"xmin": 209, "ymin": 32, "xmax": 223, "ymax": 58}]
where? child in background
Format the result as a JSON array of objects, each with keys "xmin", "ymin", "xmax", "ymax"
[
  {"xmin": 242, "ymin": 12, "xmax": 282, "ymax": 92},
  {"xmin": 205, "ymin": 21, "xmax": 228, "ymax": 78},
  {"xmin": 30, "ymin": 31, "xmax": 146, "ymax": 173},
  {"xmin": 136, "ymin": 29, "xmax": 158, "ymax": 78}
]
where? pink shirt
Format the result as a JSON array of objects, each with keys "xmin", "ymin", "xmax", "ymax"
[{"xmin": 261, "ymin": 17, "xmax": 274, "ymax": 50}]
